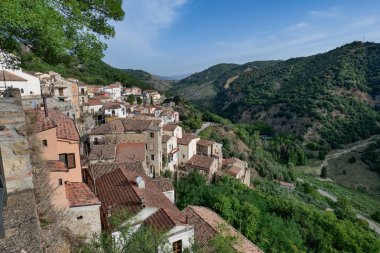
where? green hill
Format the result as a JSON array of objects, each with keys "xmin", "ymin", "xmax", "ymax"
[
  {"xmin": 175, "ymin": 42, "xmax": 380, "ymax": 148},
  {"xmin": 20, "ymin": 53, "xmax": 165, "ymax": 90}
]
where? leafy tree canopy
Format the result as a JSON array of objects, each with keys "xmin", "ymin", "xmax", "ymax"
[{"xmin": 0, "ymin": 0, "xmax": 124, "ymax": 64}]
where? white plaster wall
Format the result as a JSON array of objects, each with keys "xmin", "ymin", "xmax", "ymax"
[
  {"xmin": 165, "ymin": 226, "xmax": 194, "ymax": 253},
  {"xmin": 163, "ymin": 190, "xmax": 175, "ymax": 203}
]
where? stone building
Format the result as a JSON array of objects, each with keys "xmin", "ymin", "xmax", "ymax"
[
  {"xmin": 88, "ymin": 118, "xmax": 164, "ymax": 177},
  {"xmin": 177, "ymin": 133, "xmax": 200, "ymax": 167}
]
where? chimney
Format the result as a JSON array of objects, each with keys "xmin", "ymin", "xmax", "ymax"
[
  {"xmin": 136, "ymin": 176, "xmax": 145, "ymax": 189},
  {"xmin": 43, "ymin": 96, "xmax": 48, "ymax": 117}
]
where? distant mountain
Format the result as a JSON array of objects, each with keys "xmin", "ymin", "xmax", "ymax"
[
  {"xmin": 173, "ymin": 42, "xmax": 380, "ymax": 148},
  {"xmin": 169, "ymin": 61, "xmax": 280, "ymax": 107},
  {"xmin": 20, "ymin": 54, "xmax": 173, "ymax": 91},
  {"xmin": 157, "ymin": 73, "xmax": 191, "ymax": 81}
]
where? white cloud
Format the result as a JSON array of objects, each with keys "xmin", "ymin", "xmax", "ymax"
[
  {"xmin": 349, "ymin": 16, "xmax": 378, "ymax": 28},
  {"xmin": 103, "ymin": 0, "xmax": 187, "ymax": 71},
  {"xmin": 285, "ymin": 22, "xmax": 310, "ymax": 31},
  {"xmin": 309, "ymin": 8, "xmax": 340, "ymax": 18}
]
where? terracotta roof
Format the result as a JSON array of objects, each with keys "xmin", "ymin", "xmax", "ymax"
[
  {"xmin": 163, "ymin": 124, "xmax": 179, "ymax": 131},
  {"xmin": 78, "ymin": 81, "xmax": 87, "ymax": 87},
  {"xmin": 187, "ymin": 155, "xmax": 216, "ymax": 171},
  {"xmin": 197, "ymin": 139, "xmax": 218, "ymax": 147},
  {"xmin": 34, "ymin": 108, "xmax": 79, "ymax": 141},
  {"xmin": 96, "ymin": 168, "xmax": 186, "ymax": 230},
  {"xmin": 108, "ymin": 84, "xmax": 121, "ymax": 88},
  {"xmin": 227, "ymin": 166, "xmax": 243, "ymax": 177},
  {"xmin": 178, "ymin": 133, "xmax": 199, "ymax": 145},
  {"xmin": 143, "ymin": 208, "xmax": 175, "ymax": 231},
  {"xmin": 162, "ymin": 135, "xmax": 172, "ymax": 143},
  {"xmin": 88, "ymin": 161, "xmax": 144, "ymax": 180},
  {"xmin": 88, "ymin": 99, "xmax": 103, "ymax": 106},
  {"xmin": 183, "ymin": 206, "xmax": 263, "ymax": 253},
  {"xmin": 90, "ymin": 118, "xmax": 161, "ymax": 135},
  {"xmin": 104, "ymin": 102, "xmax": 122, "ymax": 110},
  {"xmin": 115, "ymin": 142, "xmax": 145, "ymax": 162},
  {"xmin": 152, "ymin": 178, "xmax": 174, "ymax": 192},
  {"xmin": 0, "ymin": 70, "xmax": 27, "ymax": 81},
  {"xmin": 48, "ymin": 160, "xmax": 68, "ymax": 172},
  {"xmin": 65, "ymin": 182, "xmax": 100, "ymax": 207},
  {"xmin": 88, "ymin": 144, "xmax": 116, "ymax": 161}
]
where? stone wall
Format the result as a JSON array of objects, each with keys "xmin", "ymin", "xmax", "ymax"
[
  {"xmin": 22, "ymin": 97, "xmax": 76, "ymax": 120},
  {"xmin": 0, "ymin": 89, "xmax": 43, "ymax": 251},
  {"xmin": 65, "ymin": 205, "xmax": 102, "ymax": 241}
]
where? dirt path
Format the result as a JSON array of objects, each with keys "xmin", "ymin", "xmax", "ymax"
[{"xmin": 318, "ymin": 135, "xmax": 379, "ymax": 170}]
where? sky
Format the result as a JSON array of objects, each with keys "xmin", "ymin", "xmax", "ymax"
[{"xmin": 103, "ymin": 0, "xmax": 380, "ymax": 76}]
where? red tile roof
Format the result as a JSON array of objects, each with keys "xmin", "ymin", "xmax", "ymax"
[
  {"xmin": 65, "ymin": 182, "xmax": 100, "ymax": 207},
  {"xmin": 90, "ymin": 118, "xmax": 161, "ymax": 135},
  {"xmin": 48, "ymin": 160, "xmax": 68, "ymax": 172},
  {"xmin": 197, "ymin": 139, "xmax": 218, "ymax": 147},
  {"xmin": 34, "ymin": 108, "xmax": 79, "ymax": 141},
  {"xmin": 96, "ymin": 168, "xmax": 186, "ymax": 230},
  {"xmin": 152, "ymin": 178, "xmax": 174, "ymax": 192},
  {"xmin": 0, "ymin": 70, "xmax": 27, "ymax": 81},
  {"xmin": 88, "ymin": 99, "xmax": 103, "ymax": 106},
  {"xmin": 227, "ymin": 166, "xmax": 243, "ymax": 177},
  {"xmin": 104, "ymin": 102, "xmax": 123, "ymax": 110},
  {"xmin": 183, "ymin": 206, "xmax": 263, "ymax": 253},
  {"xmin": 178, "ymin": 133, "xmax": 199, "ymax": 145},
  {"xmin": 187, "ymin": 155, "xmax": 216, "ymax": 171},
  {"xmin": 88, "ymin": 161, "xmax": 145, "ymax": 181},
  {"xmin": 162, "ymin": 124, "xmax": 179, "ymax": 131},
  {"xmin": 143, "ymin": 208, "xmax": 175, "ymax": 231},
  {"xmin": 88, "ymin": 144, "xmax": 116, "ymax": 161},
  {"xmin": 115, "ymin": 142, "xmax": 146, "ymax": 162}
]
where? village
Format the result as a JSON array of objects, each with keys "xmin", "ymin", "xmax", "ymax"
[{"xmin": 0, "ymin": 67, "xmax": 262, "ymax": 252}]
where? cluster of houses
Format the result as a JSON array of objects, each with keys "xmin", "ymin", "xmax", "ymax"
[{"xmin": 0, "ymin": 65, "xmax": 261, "ymax": 252}]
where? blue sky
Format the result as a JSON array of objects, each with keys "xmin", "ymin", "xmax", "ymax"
[{"xmin": 103, "ymin": 0, "xmax": 380, "ymax": 76}]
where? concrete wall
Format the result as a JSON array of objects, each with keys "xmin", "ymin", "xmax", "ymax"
[{"xmin": 65, "ymin": 205, "xmax": 101, "ymax": 241}]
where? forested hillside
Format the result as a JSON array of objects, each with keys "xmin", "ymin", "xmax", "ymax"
[
  {"xmin": 175, "ymin": 42, "xmax": 380, "ymax": 149},
  {"xmin": 20, "ymin": 53, "xmax": 166, "ymax": 90}
]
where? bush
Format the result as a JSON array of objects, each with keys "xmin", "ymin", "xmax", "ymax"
[
  {"xmin": 348, "ymin": 156, "xmax": 356, "ymax": 163},
  {"xmin": 321, "ymin": 166, "xmax": 328, "ymax": 179}
]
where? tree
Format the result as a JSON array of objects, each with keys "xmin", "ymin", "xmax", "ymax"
[
  {"xmin": 78, "ymin": 209, "xmax": 170, "ymax": 253},
  {"xmin": 136, "ymin": 97, "xmax": 143, "ymax": 105},
  {"xmin": 126, "ymin": 95, "xmax": 135, "ymax": 105},
  {"xmin": 0, "ymin": 0, "xmax": 124, "ymax": 64},
  {"xmin": 320, "ymin": 166, "xmax": 328, "ymax": 179}
]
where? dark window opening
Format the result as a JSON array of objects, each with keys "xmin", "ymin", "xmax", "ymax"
[
  {"xmin": 20, "ymin": 88, "xmax": 24, "ymax": 94},
  {"xmin": 59, "ymin": 153, "xmax": 76, "ymax": 169},
  {"xmin": 77, "ymin": 215, "xmax": 83, "ymax": 220},
  {"xmin": 58, "ymin": 179, "xmax": 63, "ymax": 186},
  {"xmin": 173, "ymin": 240, "xmax": 182, "ymax": 253},
  {"xmin": 151, "ymin": 155, "xmax": 154, "ymax": 161},
  {"xmin": 150, "ymin": 132, "xmax": 154, "ymax": 138},
  {"xmin": 42, "ymin": 140, "xmax": 47, "ymax": 147}
]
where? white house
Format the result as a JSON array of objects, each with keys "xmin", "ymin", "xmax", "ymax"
[
  {"xmin": 162, "ymin": 135, "xmax": 179, "ymax": 172},
  {"xmin": 103, "ymin": 102, "xmax": 127, "ymax": 118},
  {"xmin": 178, "ymin": 133, "xmax": 200, "ymax": 167},
  {"xmin": 0, "ymin": 69, "xmax": 41, "ymax": 98},
  {"xmin": 104, "ymin": 83, "xmax": 122, "ymax": 102},
  {"xmin": 96, "ymin": 169, "xmax": 194, "ymax": 253}
]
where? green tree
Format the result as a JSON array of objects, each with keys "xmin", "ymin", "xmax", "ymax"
[
  {"xmin": 78, "ymin": 209, "xmax": 170, "ymax": 253},
  {"xmin": 321, "ymin": 166, "xmax": 328, "ymax": 179},
  {"xmin": 0, "ymin": 0, "xmax": 124, "ymax": 64},
  {"xmin": 136, "ymin": 97, "xmax": 143, "ymax": 105},
  {"xmin": 126, "ymin": 95, "xmax": 135, "ymax": 105}
]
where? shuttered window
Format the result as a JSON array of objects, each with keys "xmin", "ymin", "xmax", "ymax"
[
  {"xmin": 59, "ymin": 153, "xmax": 76, "ymax": 169},
  {"xmin": 67, "ymin": 153, "xmax": 76, "ymax": 168}
]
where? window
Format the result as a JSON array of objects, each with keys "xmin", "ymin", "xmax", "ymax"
[
  {"xmin": 59, "ymin": 153, "xmax": 76, "ymax": 169},
  {"xmin": 20, "ymin": 88, "xmax": 24, "ymax": 94},
  {"xmin": 81, "ymin": 88, "xmax": 85, "ymax": 95},
  {"xmin": 182, "ymin": 155, "xmax": 185, "ymax": 159},
  {"xmin": 150, "ymin": 132, "xmax": 154, "ymax": 138},
  {"xmin": 149, "ymin": 143, "xmax": 154, "ymax": 150},
  {"xmin": 151, "ymin": 155, "xmax": 154, "ymax": 161},
  {"xmin": 58, "ymin": 88, "xmax": 64, "ymax": 96},
  {"xmin": 42, "ymin": 140, "xmax": 47, "ymax": 147},
  {"xmin": 94, "ymin": 137, "xmax": 99, "ymax": 145},
  {"xmin": 111, "ymin": 109, "xmax": 115, "ymax": 116},
  {"xmin": 172, "ymin": 240, "xmax": 182, "ymax": 253},
  {"xmin": 145, "ymin": 144, "xmax": 148, "ymax": 150},
  {"xmin": 77, "ymin": 215, "xmax": 83, "ymax": 220},
  {"xmin": 30, "ymin": 91, "xmax": 34, "ymax": 94},
  {"xmin": 58, "ymin": 179, "xmax": 63, "ymax": 186}
]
